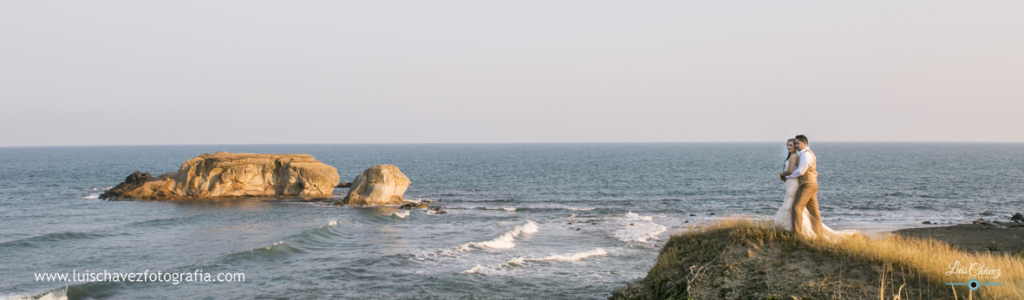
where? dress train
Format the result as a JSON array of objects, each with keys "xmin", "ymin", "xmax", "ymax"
[{"xmin": 773, "ymin": 178, "xmax": 855, "ymax": 241}]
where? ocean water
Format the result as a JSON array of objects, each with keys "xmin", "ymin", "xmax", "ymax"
[{"xmin": 1, "ymin": 143, "xmax": 1022, "ymax": 299}]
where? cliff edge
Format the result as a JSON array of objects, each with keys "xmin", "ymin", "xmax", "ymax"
[{"xmin": 610, "ymin": 219, "xmax": 1022, "ymax": 300}]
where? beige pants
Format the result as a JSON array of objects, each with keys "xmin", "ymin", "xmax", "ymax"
[{"xmin": 792, "ymin": 182, "xmax": 823, "ymax": 238}]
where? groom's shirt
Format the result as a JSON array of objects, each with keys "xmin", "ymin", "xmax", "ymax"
[{"xmin": 786, "ymin": 147, "xmax": 816, "ymax": 180}]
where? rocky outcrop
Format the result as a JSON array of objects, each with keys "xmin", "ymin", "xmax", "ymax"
[
  {"xmin": 100, "ymin": 152, "xmax": 340, "ymax": 200},
  {"xmin": 340, "ymin": 165, "xmax": 410, "ymax": 205}
]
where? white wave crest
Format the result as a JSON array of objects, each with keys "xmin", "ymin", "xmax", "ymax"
[
  {"xmin": 567, "ymin": 207, "xmax": 595, "ymax": 211},
  {"xmin": 327, "ymin": 220, "xmax": 338, "ymax": 226},
  {"xmin": 623, "ymin": 211, "xmax": 654, "ymax": 221},
  {"xmin": 612, "ymin": 222, "xmax": 667, "ymax": 243},
  {"xmin": 264, "ymin": 241, "xmax": 285, "ymax": 250},
  {"xmin": 83, "ymin": 194, "xmax": 99, "ymax": 200},
  {"xmin": 394, "ymin": 211, "xmax": 410, "ymax": 218},
  {"xmin": 460, "ymin": 264, "xmax": 502, "ymax": 275},
  {"xmin": 461, "ymin": 248, "xmax": 607, "ymax": 275},
  {"xmin": 507, "ymin": 248, "xmax": 607, "ymax": 265},
  {"xmin": 458, "ymin": 220, "xmax": 538, "ymax": 250},
  {"xmin": 1, "ymin": 287, "xmax": 68, "ymax": 300}
]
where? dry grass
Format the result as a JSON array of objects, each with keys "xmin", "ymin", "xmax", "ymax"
[{"xmin": 667, "ymin": 217, "xmax": 1024, "ymax": 299}]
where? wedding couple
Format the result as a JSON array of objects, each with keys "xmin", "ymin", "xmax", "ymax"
[{"xmin": 773, "ymin": 135, "xmax": 852, "ymax": 240}]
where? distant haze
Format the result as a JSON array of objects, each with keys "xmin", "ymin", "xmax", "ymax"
[{"xmin": 2, "ymin": 1, "xmax": 1022, "ymax": 147}]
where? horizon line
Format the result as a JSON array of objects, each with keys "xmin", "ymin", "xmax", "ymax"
[{"xmin": 3, "ymin": 140, "xmax": 1023, "ymax": 149}]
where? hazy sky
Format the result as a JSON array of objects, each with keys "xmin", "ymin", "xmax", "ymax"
[{"xmin": 2, "ymin": 1, "xmax": 1022, "ymax": 147}]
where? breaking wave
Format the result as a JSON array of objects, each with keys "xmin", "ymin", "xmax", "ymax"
[
  {"xmin": 506, "ymin": 248, "xmax": 607, "ymax": 265},
  {"xmin": 460, "ymin": 248, "xmax": 608, "ymax": 275},
  {"xmin": 457, "ymin": 220, "xmax": 538, "ymax": 250}
]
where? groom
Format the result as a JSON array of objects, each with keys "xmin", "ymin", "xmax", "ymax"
[{"xmin": 783, "ymin": 135, "xmax": 823, "ymax": 238}]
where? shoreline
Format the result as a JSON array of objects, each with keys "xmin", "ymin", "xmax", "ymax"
[{"xmin": 893, "ymin": 220, "xmax": 1024, "ymax": 256}]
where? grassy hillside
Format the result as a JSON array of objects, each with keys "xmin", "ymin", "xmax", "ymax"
[{"xmin": 611, "ymin": 218, "xmax": 1023, "ymax": 300}]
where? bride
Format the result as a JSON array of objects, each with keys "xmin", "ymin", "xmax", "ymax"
[{"xmin": 773, "ymin": 139, "xmax": 854, "ymax": 241}]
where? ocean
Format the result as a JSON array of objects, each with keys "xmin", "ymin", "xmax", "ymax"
[{"xmin": 1, "ymin": 143, "xmax": 1022, "ymax": 299}]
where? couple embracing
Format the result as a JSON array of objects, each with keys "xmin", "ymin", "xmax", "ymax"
[{"xmin": 773, "ymin": 135, "xmax": 852, "ymax": 240}]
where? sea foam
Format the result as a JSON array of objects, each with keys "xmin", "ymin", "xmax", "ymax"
[
  {"xmin": 460, "ymin": 248, "xmax": 608, "ymax": 275},
  {"xmin": 623, "ymin": 211, "xmax": 654, "ymax": 221},
  {"xmin": 458, "ymin": 220, "xmax": 538, "ymax": 250},
  {"xmin": 612, "ymin": 222, "xmax": 667, "ymax": 243},
  {"xmin": 506, "ymin": 248, "xmax": 607, "ymax": 265}
]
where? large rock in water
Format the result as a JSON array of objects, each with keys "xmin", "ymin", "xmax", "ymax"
[
  {"xmin": 100, "ymin": 152, "xmax": 340, "ymax": 200},
  {"xmin": 341, "ymin": 165, "xmax": 411, "ymax": 205}
]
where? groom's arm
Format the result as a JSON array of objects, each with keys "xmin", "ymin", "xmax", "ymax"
[{"xmin": 785, "ymin": 152, "xmax": 811, "ymax": 179}]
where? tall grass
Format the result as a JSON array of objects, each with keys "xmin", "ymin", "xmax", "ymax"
[{"xmin": 668, "ymin": 217, "xmax": 1023, "ymax": 299}]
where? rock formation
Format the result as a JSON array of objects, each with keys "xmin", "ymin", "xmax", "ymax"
[
  {"xmin": 100, "ymin": 152, "xmax": 340, "ymax": 200},
  {"xmin": 340, "ymin": 165, "xmax": 411, "ymax": 205}
]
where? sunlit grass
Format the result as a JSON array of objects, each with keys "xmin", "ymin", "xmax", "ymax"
[{"xmin": 651, "ymin": 217, "xmax": 1023, "ymax": 299}]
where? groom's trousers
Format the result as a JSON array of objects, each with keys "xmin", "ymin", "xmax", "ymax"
[{"xmin": 792, "ymin": 182, "xmax": 823, "ymax": 238}]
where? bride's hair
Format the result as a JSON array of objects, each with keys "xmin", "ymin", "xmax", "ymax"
[{"xmin": 784, "ymin": 138, "xmax": 796, "ymax": 168}]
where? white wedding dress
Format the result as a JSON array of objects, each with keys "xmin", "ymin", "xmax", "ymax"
[{"xmin": 773, "ymin": 160, "xmax": 855, "ymax": 242}]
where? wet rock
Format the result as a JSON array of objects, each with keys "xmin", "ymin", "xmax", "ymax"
[
  {"xmin": 690, "ymin": 214, "xmax": 696, "ymax": 217},
  {"xmin": 922, "ymin": 221, "xmax": 932, "ymax": 224},
  {"xmin": 431, "ymin": 208, "xmax": 447, "ymax": 214},
  {"xmin": 973, "ymin": 218, "xmax": 1006, "ymax": 229},
  {"xmin": 399, "ymin": 202, "xmax": 429, "ymax": 210},
  {"xmin": 709, "ymin": 213, "xmax": 716, "ymax": 216},
  {"xmin": 1012, "ymin": 213, "xmax": 1024, "ymax": 223},
  {"xmin": 336, "ymin": 182, "xmax": 351, "ymax": 188}
]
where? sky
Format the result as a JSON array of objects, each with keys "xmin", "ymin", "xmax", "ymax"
[{"xmin": 1, "ymin": 1, "xmax": 1022, "ymax": 147}]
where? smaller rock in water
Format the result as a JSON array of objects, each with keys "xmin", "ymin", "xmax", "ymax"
[
  {"xmin": 399, "ymin": 202, "xmax": 429, "ymax": 210},
  {"xmin": 922, "ymin": 221, "xmax": 932, "ymax": 224},
  {"xmin": 1012, "ymin": 212, "xmax": 1024, "ymax": 223},
  {"xmin": 709, "ymin": 213, "xmax": 716, "ymax": 216},
  {"xmin": 336, "ymin": 182, "xmax": 351, "ymax": 188},
  {"xmin": 689, "ymin": 214, "xmax": 696, "ymax": 217},
  {"xmin": 342, "ymin": 165, "xmax": 411, "ymax": 205},
  {"xmin": 432, "ymin": 208, "xmax": 447, "ymax": 214}
]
